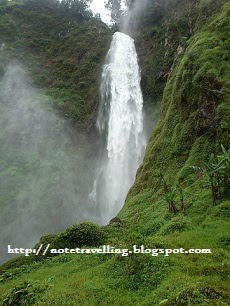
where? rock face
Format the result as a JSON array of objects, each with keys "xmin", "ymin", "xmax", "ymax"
[
  {"xmin": 119, "ymin": 1, "xmax": 230, "ymax": 221},
  {"xmin": 109, "ymin": 217, "xmax": 123, "ymax": 227},
  {"xmin": 198, "ymin": 98, "xmax": 216, "ymax": 135},
  {"xmin": 126, "ymin": 0, "xmax": 228, "ymax": 121}
]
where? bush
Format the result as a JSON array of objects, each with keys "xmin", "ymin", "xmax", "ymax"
[
  {"xmin": 159, "ymin": 216, "xmax": 191, "ymax": 235},
  {"xmin": 56, "ymin": 222, "xmax": 107, "ymax": 248},
  {"xmin": 2, "ymin": 280, "xmax": 48, "ymax": 306},
  {"xmin": 212, "ymin": 201, "xmax": 230, "ymax": 219}
]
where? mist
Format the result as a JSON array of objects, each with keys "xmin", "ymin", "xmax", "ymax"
[
  {"xmin": 120, "ymin": 0, "xmax": 150, "ymax": 35},
  {"xmin": 0, "ymin": 65, "xmax": 100, "ymax": 263},
  {"xmin": 0, "ymin": 2, "xmax": 152, "ymax": 264}
]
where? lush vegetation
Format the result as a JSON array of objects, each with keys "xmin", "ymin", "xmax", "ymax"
[
  {"xmin": 121, "ymin": 0, "xmax": 230, "ymax": 227},
  {"xmin": 0, "ymin": 0, "xmax": 112, "ymax": 127},
  {"xmin": 0, "ymin": 0, "xmax": 229, "ymax": 305},
  {"xmin": 191, "ymin": 145, "xmax": 230, "ymax": 206},
  {"xmin": 133, "ymin": 0, "xmax": 228, "ymax": 127}
]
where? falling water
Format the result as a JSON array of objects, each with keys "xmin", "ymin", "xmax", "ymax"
[
  {"xmin": 0, "ymin": 33, "xmax": 146, "ymax": 262},
  {"xmin": 95, "ymin": 32, "xmax": 146, "ymax": 224}
]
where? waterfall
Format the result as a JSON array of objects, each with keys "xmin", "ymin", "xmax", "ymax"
[{"xmin": 95, "ymin": 32, "xmax": 146, "ymax": 224}]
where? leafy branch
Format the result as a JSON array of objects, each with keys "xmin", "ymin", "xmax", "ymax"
[{"xmin": 160, "ymin": 175, "xmax": 186, "ymax": 214}]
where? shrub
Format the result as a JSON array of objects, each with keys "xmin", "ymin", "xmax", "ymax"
[
  {"xmin": 2, "ymin": 280, "xmax": 48, "ymax": 306},
  {"xmin": 159, "ymin": 216, "xmax": 191, "ymax": 235},
  {"xmin": 56, "ymin": 222, "xmax": 107, "ymax": 248}
]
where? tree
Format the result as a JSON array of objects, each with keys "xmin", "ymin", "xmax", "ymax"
[
  {"xmin": 105, "ymin": 0, "xmax": 122, "ymax": 24},
  {"xmin": 60, "ymin": 0, "xmax": 93, "ymax": 19},
  {"xmin": 160, "ymin": 174, "xmax": 178, "ymax": 214},
  {"xmin": 191, "ymin": 145, "xmax": 230, "ymax": 206}
]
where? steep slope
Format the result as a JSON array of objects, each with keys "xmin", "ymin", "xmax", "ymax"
[
  {"xmin": 132, "ymin": 0, "xmax": 228, "ymax": 125},
  {"xmin": 120, "ymin": 1, "xmax": 230, "ymax": 226}
]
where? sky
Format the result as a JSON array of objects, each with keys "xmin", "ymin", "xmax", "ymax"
[
  {"xmin": 90, "ymin": 0, "xmax": 111, "ymax": 24},
  {"xmin": 90, "ymin": 0, "xmax": 127, "ymax": 25}
]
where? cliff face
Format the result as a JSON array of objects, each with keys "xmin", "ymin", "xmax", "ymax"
[
  {"xmin": 120, "ymin": 1, "xmax": 230, "ymax": 227},
  {"xmin": 0, "ymin": 0, "xmax": 112, "ymax": 129},
  {"xmin": 130, "ymin": 0, "xmax": 228, "ymax": 125}
]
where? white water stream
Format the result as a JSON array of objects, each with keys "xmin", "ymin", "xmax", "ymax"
[{"xmin": 94, "ymin": 32, "xmax": 146, "ymax": 223}]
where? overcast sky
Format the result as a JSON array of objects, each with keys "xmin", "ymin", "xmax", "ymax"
[
  {"xmin": 90, "ymin": 0, "xmax": 111, "ymax": 24},
  {"xmin": 90, "ymin": 0, "xmax": 127, "ymax": 24}
]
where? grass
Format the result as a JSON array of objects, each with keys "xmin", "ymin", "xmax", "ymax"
[
  {"xmin": 0, "ymin": 1, "xmax": 229, "ymax": 305},
  {"xmin": 0, "ymin": 214, "xmax": 229, "ymax": 304}
]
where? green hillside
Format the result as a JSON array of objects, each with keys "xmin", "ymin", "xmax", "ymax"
[
  {"xmin": 0, "ymin": 0, "xmax": 229, "ymax": 305},
  {"xmin": 0, "ymin": 0, "xmax": 112, "ymax": 128}
]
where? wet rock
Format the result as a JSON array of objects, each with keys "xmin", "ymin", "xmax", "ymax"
[
  {"xmin": 198, "ymin": 97, "xmax": 216, "ymax": 135},
  {"xmin": 109, "ymin": 217, "xmax": 123, "ymax": 227}
]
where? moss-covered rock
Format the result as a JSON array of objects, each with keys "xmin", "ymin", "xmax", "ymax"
[
  {"xmin": 131, "ymin": 0, "xmax": 228, "ymax": 126},
  {"xmin": 121, "ymin": 2, "xmax": 230, "ymax": 223}
]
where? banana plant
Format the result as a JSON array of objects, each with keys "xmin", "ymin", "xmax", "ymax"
[
  {"xmin": 161, "ymin": 174, "xmax": 178, "ymax": 214},
  {"xmin": 217, "ymin": 145, "xmax": 230, "ymax": 197},
  {"xmin": 191, "ymin": 145, "xmax": 229, "ymax": 205},
  {"xmin": 178, "ymin": 186, "xmax": 186, "ymax": 211}
]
